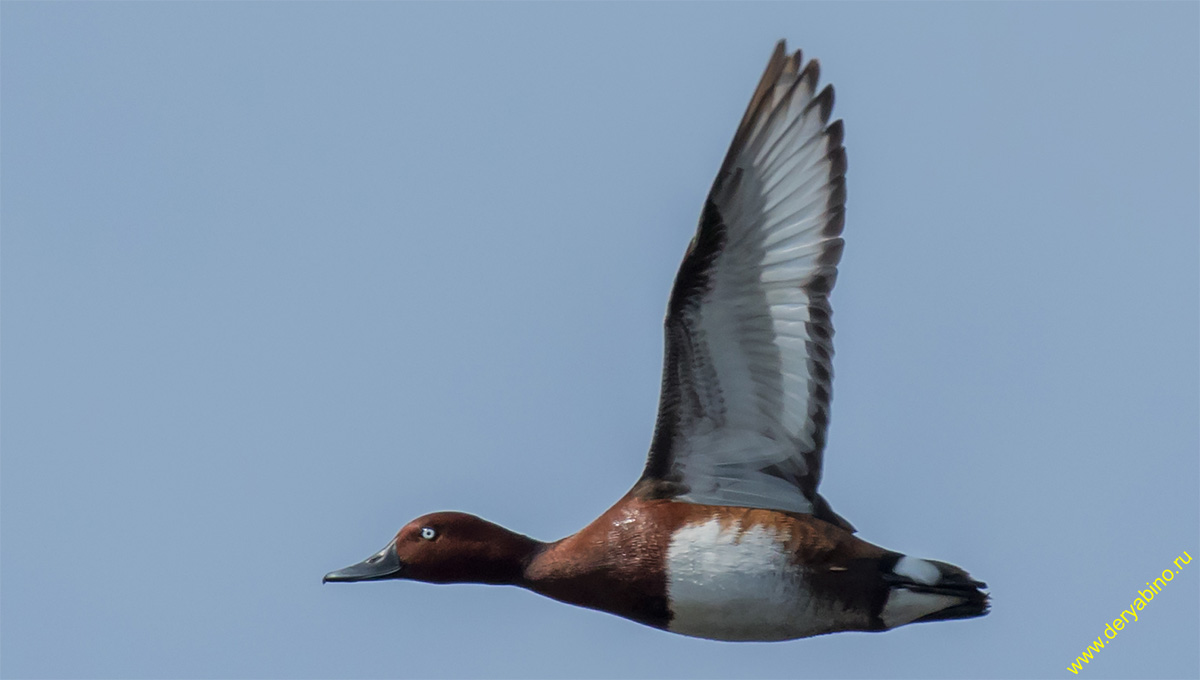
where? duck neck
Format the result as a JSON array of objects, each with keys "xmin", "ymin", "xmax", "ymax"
[
  {"xmin": 518, "ymin": 529, "xmax": 672, "ymax": 630},
  {"xmin": 519, "ymin": 536, "xmax": 585, "ymax": 594},
  {"xmin": 471, "ymin": 529, "xmax": 545, "ymax": 586}
]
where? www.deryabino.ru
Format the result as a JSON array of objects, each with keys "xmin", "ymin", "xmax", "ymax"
[{"xmin": 1067, "ymin": 551, "xmax": 1193, "ymax": 674}]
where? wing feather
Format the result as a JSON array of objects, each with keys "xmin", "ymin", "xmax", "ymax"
[{"xmin": 636, "ymin": 41, "xmax": 851, "ymax": 529}]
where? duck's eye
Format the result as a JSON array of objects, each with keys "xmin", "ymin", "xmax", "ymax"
[{"xmin": 420, "ymin": 527, "xmax": 437, "ymax": 541}]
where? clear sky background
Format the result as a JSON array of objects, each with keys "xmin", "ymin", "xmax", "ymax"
[{"xmin": 3, "ymin": 3, "xmax": 1197, "ymax": 679}]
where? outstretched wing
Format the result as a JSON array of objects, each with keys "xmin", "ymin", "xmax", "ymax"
[{"xmin": 636, "ymin": 42, "xmax": 850, "ymax": 527}]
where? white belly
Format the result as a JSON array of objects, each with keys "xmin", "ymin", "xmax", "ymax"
[{"xmin": 664, "ymin": 518, "xmax": 849, "ymax": 641}]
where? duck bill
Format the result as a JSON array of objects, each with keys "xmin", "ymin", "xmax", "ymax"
[{"xmin": 323, "ymin": 540, "xmax": 403, "ymax": 583}]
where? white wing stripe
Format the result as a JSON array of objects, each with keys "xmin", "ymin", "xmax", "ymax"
[{"xmin": 642, "ymin": 44, "xmax": 847, "ymax": 521}]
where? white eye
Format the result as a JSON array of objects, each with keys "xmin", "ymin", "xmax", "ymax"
[{"xmin": 420, "ymin": 527, "xmax": 437, "ymax": 540}]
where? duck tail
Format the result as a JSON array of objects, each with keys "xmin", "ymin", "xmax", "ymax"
[{"xmin": 877, "ymin": 554, "xmax": 990, "ymax": 628}]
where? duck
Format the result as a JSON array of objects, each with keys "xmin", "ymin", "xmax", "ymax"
[{"xmin": 324, "ymin": 40, "xmax": 989, "ymax": 642}]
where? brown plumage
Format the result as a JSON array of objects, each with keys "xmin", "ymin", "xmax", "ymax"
[{"xmin": 325, "ymin": 40, "xmax": 989, "ymax": 642}]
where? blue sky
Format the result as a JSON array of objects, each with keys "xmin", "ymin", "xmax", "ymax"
[{"xmin": 3, "ymin": 3, "xmax": 1197, "ymax": 679}]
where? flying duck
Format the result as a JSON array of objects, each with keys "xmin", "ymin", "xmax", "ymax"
[{"xmin": 324, "ymin": 40, "xmax": 989, "ymax": 642}]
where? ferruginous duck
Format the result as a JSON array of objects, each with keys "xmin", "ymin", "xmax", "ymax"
[{"xmin": 324, "ymin": 40, "xmax": 989, "ymax": 642}]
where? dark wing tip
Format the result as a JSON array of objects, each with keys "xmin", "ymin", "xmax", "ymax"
[
  {"xmin": 804, "ymin": 266, "xmax": 839, "ymax": 296},
  {"xmin": 826, "ymin": 175, "xmax": 847, "ymax": 210},
  {"xmin": 805, "ymin": 83, "xmax": 835, "ymax": 126},
  {"xmin": 798, "ymin": 58, "xmax": 820, "ymax": 93},
  {"xmin": 827, "ymin": 145, "xmax": 848, "ymax": 181},
  {"xmin": 826, "ymin": 119, "xmax": 845, "ymax": 147},
  {"xmin": 818, "ymin": 237, "xmax": 845, "ymax": 267},
  {"xmin": 824, "ymin": 206, "xmax": 846, "ymax": 237}
]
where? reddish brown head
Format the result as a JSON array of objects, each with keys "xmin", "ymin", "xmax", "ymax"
[{"xmin": 324, "ymin": 512, "xmax": 542, "ymax": 586}]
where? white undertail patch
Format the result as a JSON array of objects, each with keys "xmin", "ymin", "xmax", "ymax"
[
  {"xmin": 880, "ymin": 589, "xmax": 960, "ymax": 629},
  {"xmin": 893, "ymin": 556, "xmax": 941, "ymax": 585}
]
